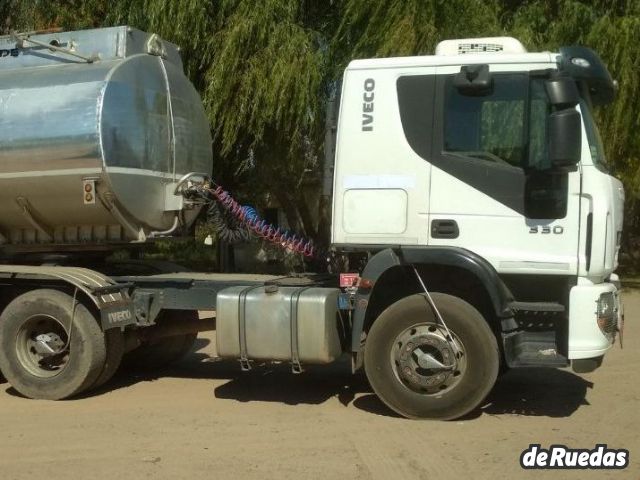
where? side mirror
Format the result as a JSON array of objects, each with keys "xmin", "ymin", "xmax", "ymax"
[
  {"xmin": 454, "ymin": 64, "xmax": 493, "ymax": 96},
  {"xmin": 549, "ymin": 109, "xmax": 582, "ymax": 167}
]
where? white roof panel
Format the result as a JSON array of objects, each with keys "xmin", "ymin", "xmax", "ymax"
[{"xmin": 347, "ymin": 52, "xmax": 558, "ymax": 71}]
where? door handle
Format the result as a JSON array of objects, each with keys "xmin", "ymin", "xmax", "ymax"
[{"xmin": 431, "ymin": 219, "xmax": 459, "ymax": 239}]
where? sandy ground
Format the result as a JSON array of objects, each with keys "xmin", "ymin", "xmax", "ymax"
[{"xmin": 0, "ymin": 292, "xmax": 638, "ymax": 480}]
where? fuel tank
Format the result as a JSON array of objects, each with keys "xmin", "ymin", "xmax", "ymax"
[
  {"xmin": 216, "ymin": 286, "xmax": 343, "ymax": 365},
  {"xmin": 0, "ymin": 26, "xmax": 212, "ymax": 250}
]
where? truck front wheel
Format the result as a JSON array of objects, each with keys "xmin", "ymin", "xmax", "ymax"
[
  {"xmin": 0, "ymin": 289, "xmax": 107, "ymax": 400},
  {"xmin": 364, "ymin": 293, "xmax": 499, "ymax": 420}
]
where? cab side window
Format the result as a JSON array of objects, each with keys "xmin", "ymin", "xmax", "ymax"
[
  {"xmin": 444, "ymin": 74, "xmax": 528, "ymax": 168},
  {"xmin": 444, "ymin": 74, "xmax": 551, "ymax": 171},
  {"xmin": 528, "ymin": 79, "xmax": 551, "ymax": 170}
]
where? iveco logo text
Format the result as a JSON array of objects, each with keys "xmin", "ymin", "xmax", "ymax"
[
  {"xmin": 0, "ymin": 49, "xmax": 19, "ymax": 58},
  {"xmin": 107, "ymin": 309, "xmax": 132, "ymax": 324},
  {"xmin": 362, "ymin": 78, "xmax": 375, "ymax": 132}
]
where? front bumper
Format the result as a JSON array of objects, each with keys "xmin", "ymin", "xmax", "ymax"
[{"xmin": 568, "ymin": 280, "xmax": 622, "ymax": 361}]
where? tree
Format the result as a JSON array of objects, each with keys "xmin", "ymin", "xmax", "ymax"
[
  {"xmin": 332, "ymin": 0, "xmax": 501, "ymax": 71},
  {"xmin": 200, "ymin": 0, "xmax": 331, "ymax": 239},
  {"xmin": 1, "ymin": 0, "xmax": 39, "ymax": 34}
]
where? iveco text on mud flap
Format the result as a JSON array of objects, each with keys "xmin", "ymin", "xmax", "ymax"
[{"xmin": 100, "ymin": 305, "xmax": 137, "ymax": 330}]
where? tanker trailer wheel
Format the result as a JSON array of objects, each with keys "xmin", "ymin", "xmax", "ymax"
[
  {"xmin": 364, "ymin": 293, "xmax": 499, "ymax": 420},
  {"xmin": 89, "ymin": 329, "xmax": 125, "ymax": 390},
  {"xmin": 123, "ymin": 311, "xmax": 198, "ymax": 371},
  {"xmin": 0, "ymin": 289, "xmax": 107, "ymax": 400}
]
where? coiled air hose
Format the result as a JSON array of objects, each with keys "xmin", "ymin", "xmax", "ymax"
[{"xmin": 187, "ymin": 184, "xmax": 317, "ymax": 258}]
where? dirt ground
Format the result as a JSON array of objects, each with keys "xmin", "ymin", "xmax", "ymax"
[{"xmin": 0, "ymin": 291, "xmax": 638, "ymax": 480}]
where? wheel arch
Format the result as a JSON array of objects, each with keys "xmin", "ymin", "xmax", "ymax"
[
  {"xmin": 0, "ymin": 282, "xmax": 102, "ymax": 325},
  {"xmin": 351, "ymin": 247, "xmax": 514, "ymax": 359},
  {"xmin": 0, "ymin": 266, "xmax": 135, "ymax": 331}
]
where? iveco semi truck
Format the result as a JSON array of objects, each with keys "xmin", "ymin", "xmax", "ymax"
[{"xmin": 0, "ymin": 27, "xmax": 624, "ymax": 419}]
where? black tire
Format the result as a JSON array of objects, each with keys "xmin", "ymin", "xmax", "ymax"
[
  {"xmin": 0, "ymin": 289, "xmax": 107, "ymax": 400},
  {"xmin": 90, "ymin": 329, "xmax": 125, "ymax": 389},
  {"xmin": 364, "ymin": 293, "xmax": 499, "ymax": 420},
  {"xmin": 123, "ymin": 311, "xmax": 198, "ymax": 371}
]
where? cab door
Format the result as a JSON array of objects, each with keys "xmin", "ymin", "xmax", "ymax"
[{"xmin": 427, "ymin": 65, "xmax": 582, "ymax": 277}]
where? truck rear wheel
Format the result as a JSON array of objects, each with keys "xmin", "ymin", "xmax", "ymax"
[
  {"xmin": 364, "ymin": 293, "xmax": 499, "ymax": 420},
  {"xmin": 90, "ymin": 329, "xmax": 125, "ymax": 389},
  {"xmin": 0, "ymin": 289, "xmax": 107, "ymax": 400}
]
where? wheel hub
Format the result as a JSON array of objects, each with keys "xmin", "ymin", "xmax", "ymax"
[
  {"xmin": 392, "ymin": 324, "xmax": 466, "ymax": 394},
  {"xmin": 16, "ymin": 315, "xmax": 70, "ymax": 378},
  {"xmin": 34, "ymin": 333, "xmax": 66, "ymax": 357}
]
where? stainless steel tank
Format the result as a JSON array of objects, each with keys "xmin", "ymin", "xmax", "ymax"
[
  {"xmin": 216, "ymin": 286, "xmax": 343, "ymax": 365},
  {"xmin": 0, "ymin": 26, "xmax": 212, "ymax": 250}
]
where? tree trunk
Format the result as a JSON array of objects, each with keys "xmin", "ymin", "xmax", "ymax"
[
  {"xmin": 295, "ymin": 190, "xmax": 318, "ymax": 240},
  {"xmin": 316, "ymin": 194, "xmax": 331, "ymax": 248},
  {"xmin": 274, "ymin": 188, "xmax": 302, "ymax": 234}
]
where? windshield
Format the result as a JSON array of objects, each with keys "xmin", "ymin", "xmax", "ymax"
[{"xmin": 580, "ymin": 99, "xmax": 608, "ymax": 170}]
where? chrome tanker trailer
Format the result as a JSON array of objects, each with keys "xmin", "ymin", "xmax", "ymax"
[
  {"xmin": 0, "ymin": 26, "xmax": 212, "ymax": 250},
  {"xmin": 0, "ymin": 27, "xmax": 624, "ymax": 421}
]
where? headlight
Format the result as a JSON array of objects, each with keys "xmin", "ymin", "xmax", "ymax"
[
  {"xmin": 597, "ymin": 292, "xmax": 614, "ymax": 317},
  {"xmin": 596, "ymin": 292, "xmax": 617, "ymax": 335}
]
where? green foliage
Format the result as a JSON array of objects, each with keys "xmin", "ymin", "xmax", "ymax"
[
  {"xmin": 335, "ymin": 0, "xmax": 501, "ymax": 60},
  {"xmin": 589, "ymin": 14, "xmax": 640, "ymax": 179},
  {"xmin": 205, "ymin": 1, "xmax": 324, "ymax": 155},
  {"xmin": 0, "ymin": 0, "xmax": 38, "ymax": 33}
]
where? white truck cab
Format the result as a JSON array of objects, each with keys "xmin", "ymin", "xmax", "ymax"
[{"xmin": 331, "ymin": 37, "xmax": 623, "ymax": 375}]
